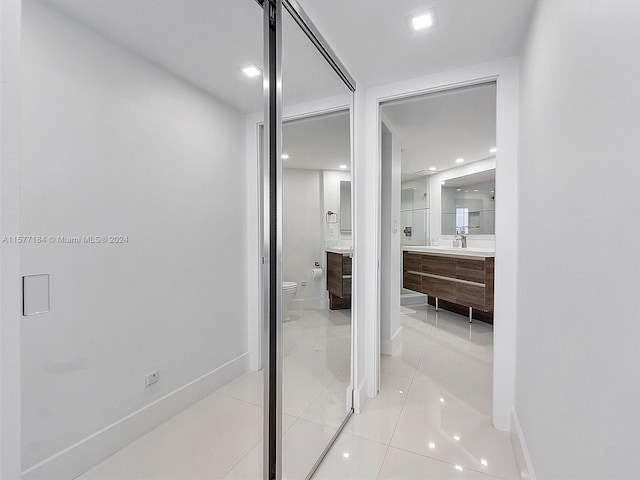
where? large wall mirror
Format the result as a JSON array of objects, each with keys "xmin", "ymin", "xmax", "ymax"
[
  {"xmin": 441, "ymin": 169, "xmax": 495, "ymax": 235},
  {"xmin": 340, "ymin": 180, "xmax": 351, "ymax": 233}
]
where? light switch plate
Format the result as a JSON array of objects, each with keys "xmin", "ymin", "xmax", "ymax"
[{"xmin": 23, "ymin": 274, "xmax": 50, "ymax": 316}]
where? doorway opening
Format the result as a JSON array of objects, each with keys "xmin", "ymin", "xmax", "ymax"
[{"xmin": 372, "ymin": 82, "xmax": 519, "ymax": 478}]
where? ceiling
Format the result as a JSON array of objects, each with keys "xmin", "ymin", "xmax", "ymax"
[
  {"xmin": 381, "ymin": 82, "xmax": 496, "ymax": 179},
  {"xmin": 297, "ymin": 0, "xmax": 536, "ymax": 88},
  {"xmin": 38, "ymin": 1, "xmax": 525, "ymax": 178},
  {"xmin": 283, "ymin": 110, "xmax": 351, "ymax": 172},
  {"xmin": 40, "ymin": 0, "xmax": 534, "ymax": 114},
  {"xmin": 41, "ymin": 0, "xmax": 348, "ymax": 114}
]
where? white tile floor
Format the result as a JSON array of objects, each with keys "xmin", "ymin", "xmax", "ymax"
[{"xmin": 82, "ymin": 304, "xmax": 519, "ymax": 480}]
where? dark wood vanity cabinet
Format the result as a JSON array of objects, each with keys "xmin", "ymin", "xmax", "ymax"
[
  {"xmin": 403, "ymin": 251, "xmax": 494, "ymax": 318},
  {"xmin": 327, "ymin": 252, "xmax": 352, "ymax": 310}
]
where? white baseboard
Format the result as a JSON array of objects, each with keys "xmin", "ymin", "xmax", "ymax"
[
  {"xmin": 352, "ymin": 376, "xmax": 368, "ymax": 414},
  {"xmin": 511, "ymin": 407, "xmax": 537, "ymax": 480},
  {"xmin": 380, "ymin": 325, "xmax": 402, "ymax": 356},
  {"xmin": 22, "ymin": 352, "xmax": 250, "ymax": 480}
]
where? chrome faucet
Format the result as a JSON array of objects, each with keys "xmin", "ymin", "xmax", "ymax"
[{"xmin": 456, "ymin": 232, "xmax": 468, "ymax": 248}]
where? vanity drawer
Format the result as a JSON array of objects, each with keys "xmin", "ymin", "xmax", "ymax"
[
  {"xmin": 456, "ymin": 258, "xmax": 486, "ymax": 283},
  {"xmin": 403, "ymin": 272, "xmax": 423, "ymax": 292},
  {"xmin": 422, "ymin": 255, "xmax": 455, "ymax": 277},
  {"xmin": 342, "ymin": 256, "xmax": 352, "ymax": 275},
  {"xmin": 403, "ymin": 252, "xmax": 422, "ymax": 272},
  {"xmin": 342, "ymin": 276, "xmax": 352, "ymax": 296},
  {"xmin": 422, "ymin": 275, "xmax": 455, "ymax": 302},
  {"xmin": 455, "ymin": 283, "xmax": 486, "ymax": 311}
]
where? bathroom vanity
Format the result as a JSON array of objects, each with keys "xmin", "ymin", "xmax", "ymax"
[
  {"xmin": 402, "ymin": 246, "xmax": 495, "ymax": 323},
  {"xmin": 326, "ymin": 248, "xmax": 352, "ymax": 310}
]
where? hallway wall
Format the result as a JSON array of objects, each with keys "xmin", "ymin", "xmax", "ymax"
[
  {"xmin": 516, "ymin": 1, "xmax": 640, "ymax": 478},
  {"xmin": 20, "ymin": 1, "xmax": 248, "ymax": 475}
]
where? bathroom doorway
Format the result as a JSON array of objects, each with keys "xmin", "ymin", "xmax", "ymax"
[{"xmin": 370, "ymin": 82, "xmax": 517, "ymax": 478}]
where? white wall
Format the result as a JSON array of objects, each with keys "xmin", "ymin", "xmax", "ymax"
[
  {"xmin": 283, "ymin": 168, "xmax": 325, "ymax": 308},
  {"xmin": 516, "ymin": 1, "xmax": 640, "ymax": 478},
  {"xmin": 20, "ymin": 2, "xmax": 248, "ymax": 476},
  {"xmin": 0, "ymin": 1, "xmax": 23, "ymax": 478},
  {"xmin": 380, "ymin": 123, "xmax": 401, "ymax": 355}
]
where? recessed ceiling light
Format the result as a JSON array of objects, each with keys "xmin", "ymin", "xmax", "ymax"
[
  {"xmin": 474, "ymin": 189, "xmax": 479, "ymax": 192},
  {"xmin": 456, "ymin": 158, "xmax": 464, "ymax": 163},
  {"xmin": 343, "ymin": 452, "xmax": 350, "ymax": 459},
  {"xmin": 428, "ymin": 442, "xmax": 435, "ymax": 449},
  {"xmin": 481, "ymin": 459, "xmax": 488, "ymax": 466},
  {"xmin": 456, "ymin": 188, "xmax": 462, "ymax": 191},
  {"xmin": 453, "ymin": 435, "xmax": 460, "ymax": 441},
  {"xmin": 489, "ymin": 147, "xmax": 497, "ymax": 154},
  {"xmin": 440, "ymin": 397, "xmax": 444, "ymax": 403},
  {"xmin": 441, "ymin": 181, "xmax": 446, "ymax": 185},
  {"xmin": 407, "ymin": 9, "xmax": 436, "ymax": 32},
  {"xmin": 339, "ymin": 164, "xmax": 348, "ymax": 169},
  {"xmin": 281, "ymin": 154, "xmax": 290, "ymax": 160},
  {"xmin": 428, "ymin": 167, "xmax": 437, "ymax": 171},
  {"xmin": 455, "ymin": 465, "xmax": 464, "ymax": 472},
  {"xmin": 242, "ymin": 65, "xmax": 261, "ymax": 77}
]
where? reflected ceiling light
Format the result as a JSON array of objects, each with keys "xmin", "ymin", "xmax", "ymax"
[
  {"xmin": 455, "ymin": 465, "xmax": 464, "ymax": 472},
  {"xmin": 281, "ymin": 154, "xmax": 290, "ymax": 160},
  {"xmin": 343, "ymin": 452, "xmax": 350, "ymax": 459},
  {"xmin": 453, "ymin": 435, "xmax": 460, "ymax": 441},
  {"xmin": 428, "ymin": 166, "xmax": 437, "ymax": 171},
  {"xmin": 481, "ymin": 459, "xmax": 488, "ymax": 466},
  {"xmin": 441, "ymin": 181, "xmax": 446, "ymax": 185},
  {"xmin": 456, "ymin": 188, "xmax": 462, "ymax": 191},
  {"xmin": 440, "ymin": 397, "xmax": 444, "ymax": 403},
  {"xmin": 474, "ymin": 189, "xmax": 479, "ymax": 192},
  {"xmin": 242, "ymin": 65, "xmax": 261, "ymax": 77},
  {"xmin": 407, "ymin": 9, "xmax": 435, "ymax": 32},
  {"xmin": 489, "ymin": 147, "xmax": 497, "ymax": 154},
  {"xmin": 399, "ymin": 390, "xmax": 404, "ymax": 394},
  {"xmin": 428, "ymin": 442, "xmax": 436, "ymax": 449},
  {"xmin": 455, "ymin": 158, "xmax": 464, "ymax": 163},
  {"xmin": 339, "ymin": 164, "xmax": 348, "ymax": 169}
]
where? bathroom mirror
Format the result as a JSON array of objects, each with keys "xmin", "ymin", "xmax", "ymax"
[
  {"xmin": 340, "ymin": 180, "xmax": 351, "ymax": 233},
  {"xmin": 441, "ymin": 169, "xmax": 495, "ymax": 235}
]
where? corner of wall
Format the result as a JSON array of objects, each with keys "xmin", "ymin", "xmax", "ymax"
[{"xmin": 510, "ymin": 407, "xmax": 537, "ymax": 480}]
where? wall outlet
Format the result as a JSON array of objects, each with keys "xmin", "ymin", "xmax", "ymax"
[{"xmin": 145, "ymin": 370, "xmax": 159, "ymax": 387}]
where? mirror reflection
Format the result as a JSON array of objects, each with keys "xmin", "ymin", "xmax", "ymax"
[{"xmin": 442, "ymin": 169, "xmax": 496, "ymax": 235}]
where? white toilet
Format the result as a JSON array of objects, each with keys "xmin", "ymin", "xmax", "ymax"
[{"xmin": 282, "ymin": 281, "xmax": 298, "ymax": 322}]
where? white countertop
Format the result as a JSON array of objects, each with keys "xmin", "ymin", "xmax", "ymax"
[
  {"xmin": 325, "ymin": 246, "xmax": 351, "ymax": 255},
  {"xmin": 402, "ymin": 245, "xmax": 495, "ymax": 258}
]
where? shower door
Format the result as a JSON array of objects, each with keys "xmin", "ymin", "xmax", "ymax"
[{"xmin": 261, "ymin": 1, "xmax": 357, "ymax": 478}]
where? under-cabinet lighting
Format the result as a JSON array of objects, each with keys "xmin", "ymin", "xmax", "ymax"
[
  {"xmin": 339, "ymin": 164, "xmax": 348, "ymax": 169},
  {"xmin": 242, "ymin": 65, "xmax": 261, "ymax": 77}
]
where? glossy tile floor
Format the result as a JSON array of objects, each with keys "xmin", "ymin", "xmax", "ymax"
[
  {"xmin": 80, "ymin": 307, "xmax": 352, "ymax": 480},
  {"xmin": 80, "ymin": 304, "xmax": 519, "ymax": 480}
]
